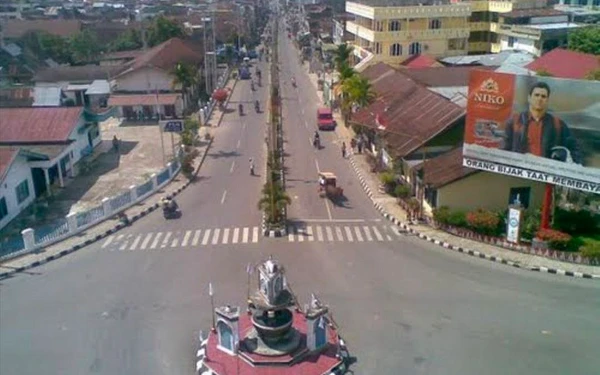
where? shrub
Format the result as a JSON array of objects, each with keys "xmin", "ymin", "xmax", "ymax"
[
  {"xmin": 394, "ymin": 185, "xmax": 411, "ymax": 199},
  {"xmin": 466, "ymin": 209, "xmax": 500, "ymax": 236},
  {"xmin": 181, "ymin": 149, "xmax": 199, "ymax": 179},
  {"xmin": 521, "ymin": 210, "xmax": 541, "ymax": 240},
  {"xmin": 580, "ymin": 242, "xmax": 600, "ymax": 261},
  {"xmin": 553, "ymin": 208, "xmax": 599, "ymax": 235},
  {"xmin": 447, "ymin": 211, "xmax": 467, "ymax": 228},
  {"xmin": 379, "ymin": 171, "xmax": 396, "ymax": 193},
  {"xmin": 536, "ymin": 228, "xmax": 572, "ymax": 251},
  {"xmin": 433, "ymin": 206, "xmax": 451, "ymax": 224}
]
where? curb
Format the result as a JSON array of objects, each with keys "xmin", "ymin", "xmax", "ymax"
[
  {"xmin": 261, "ymin": 212, "xmax": 287, "ymax": 237},
  {"xmin": 196, "ymin": 330, "xmax": 210, "ymax": 374},
  {"xmin": 347, "ymin": 156, "xmax": 600, "ymax": 280},
  {"xmin": 0, "ymin": 137, "xmax": 214, "ymax": 281}
]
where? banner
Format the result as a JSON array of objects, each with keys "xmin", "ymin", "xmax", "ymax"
[{"xmin": 463, "ymin": 70, "xmax": 600, "ymax": 194}]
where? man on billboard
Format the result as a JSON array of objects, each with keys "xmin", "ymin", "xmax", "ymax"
[{"xmin": 503, "ymin": 81, "xmax": 581, "ymax": 164}]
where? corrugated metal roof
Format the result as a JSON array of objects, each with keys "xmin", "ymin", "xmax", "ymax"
[
  {"xmin": 424, "ymin": 147, "xmax": 478, "ymax": 189},
  {"xmin": 85, "ymin": 80, "xmax": 111, "ymax": 95},
  {"xmin": 108, "ymin": 94, "xmax": 180, "ymax": 106},
  {"xmin": 66, "ymin": 84, "xmax": 91, "ymax": 91},
  {"xmin": 33, "ymin": 86, "xmax": 62, "ymax": 107},
  {"xmin": 0, "ymin": 107, "xmax": 83, "ymax": 143},
  {"xmin": 1, "ymin": 43, "xmax": 22, "ymax": 57}
]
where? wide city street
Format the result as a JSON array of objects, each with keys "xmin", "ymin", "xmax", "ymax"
[{"xmin": 1, "ymin": 21, "xmax": 600, "ymax": 375}]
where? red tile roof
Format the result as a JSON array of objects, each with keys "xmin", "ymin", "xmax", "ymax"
[
  {"xmin": 351, "ymin": 64, "xmax": 465, "ymax": 158},
  {"xmin": 204, "ymin": 311, "xmax": 342, "ymax": 375},
  {"xmin": 0, "ymin": 147, "xmax": 20, "ymax": 182},
  {"xmin": 400, "ymin": 54, "xmax": 441, "ymax": 68},
  {"xmin": 119, "ymin": 37, "xmax": 204, "ymax": 76},
  {"xmin": 107, "ymin": 94, "xmax": 181, "ymax": 106},
  {"xmin": 0, "ymin": 107, "xmax": 83, "ymax": 144},
  {"xmin": 423, "ymin": 147, "xmax": 478, "ymax": 188},
  {"xmin": 525, "ymin": 48, "xmax": 600, "ymax": 80},
  {"xmin": 2, "ymin": 20, "xmax": 82, "ymax": 39}
]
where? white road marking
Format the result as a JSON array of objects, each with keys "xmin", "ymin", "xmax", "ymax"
[
  {"xmin": 335, "ymin": 227, "xmax": 344, "ymax": 241},
  {"xmin": 354, "ymin": 227, "xmax": 364, "ymax": 242},
  {"xmin": 362, "ymin": 226, "xmax": 373, "ymax": 241},
  {"xmin": 390, "ymin": 225, "xmax": 403, "ymax": 236},
  {"xmin": 243, "ymin": 123, "xmax": 247, "ymax": 130},
  {"xmin": 293, "ymin": 218, "xmax": 366, "ymax": 223},
  {"xmin": 288, "ymin": 228, "xmax": 295, "ymax": 242},
  {"xmin": 344, "ymin": 226, "xmax": 354, "ymax": 242},
  {"xmin": 150, "ymin": 232, "xmax": 162, "ymax": 249},
  {"xmin": 297, "ymin": 227, "xmax": 304, "ymax": 242},
  {"xmin": 221, "ymin": 190, "xmax": 227, "ymax": 204},
  {"xmin": 223, "ymin": 228, "xmax": 230, "ymax": 244},
  {"xmin": 232, "ymin": 228, "xmax": 240, "ymax": 244},
  {"xmin": 161, "ymin": 232, "xmax": 172, "ymax": 248},
  {"xmin": 315, "ymin": 159, "xmax": 320, "ymax": 172},
  {"xmin": 171, "ymin": 235, "xmax": 179, "ymax": 247},
  {"xmin": 372, "ymin": 227, "xmax": 384, "ymax": 241},
  {"xmin": 119, "ymin": 235, "xmax": 131, "ymax": 250},
  {"xmin": 252, "ymin": 227, "xmax": 259, "ymax": 243},
  {"xmin": 211, "ymin": 229, "xmax": 221, "ymax": 245},
  {"xmin": 242, "ymin": 227, "xmax": 249, "ymax": 243},
  {"xmin": 301, "ymin": 108, "xmax": 305, "ymax": 116},
  {"xmin": 130, "ymin": 235, "xmax": 141, "ymax": 250},
  {"xmin": 101, "ymin": 235, "xmax": 114, "ymax": 248},
  {"xmin": 324, "ymin": 199, "xmax": 333, "ymax": 221},
  {"xmin": 306, "ymin": 226, "xmax": 314, "ymax": 241},
  {"xmin": 237, "ymin": 139, "xmax": 241, "ymax": 149},
  {"xmin": 140, "ymin": 233, "xmax": 153, "ymax": 249},
  {"xmin": 316, "ymin": 226, "xmax": 324, "ymax": 241},
  {"xmin": 325, "ymin": 226, "xmax": 334, "ymax": 241},
  {"xmin": 305, "ymin": 120, "xmax": 309, "ymax": 128},
  {"xmin": 181, "ymin": 230, "xmax": 192, "ymax": 247},
  {"xmin": 308, "ymin": 137, "xmax": 313, "ymax": 147},
  {"xmin": 202, "ymin": 229, "xmax": 211, "ymax": 245},
  {"xmin": 230, "ymin": 161, "xmax": 235, "ymax": 173},
  {"xmin": 191, "ymin": 230, "xmax": 202, "ymax": 246}
]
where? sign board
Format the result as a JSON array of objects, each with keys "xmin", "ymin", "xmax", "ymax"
[
  {"xmin": 506, "ymin": 207, "xmax": 523, "ymax": 244},
  {"xmin": 463, "ymin": 70, "xmax": 600, "ymax": 194},
  {"xmin": 160, "ymin": 120, "xmax": 184, "ymax": 133}
]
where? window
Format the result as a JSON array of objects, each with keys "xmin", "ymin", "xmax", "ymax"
[
  {"xmin": 374, "ymin": 42, "xmax": 382, "ymax": 54},
  {"xmin": 389, "ymin": 20, "xmax": 401, "ymax": 31},
  {"xmin": 374, "ymin": 20, "xmax": 384, "ymax": 32},
  {"xmin": 409, "ymin": 42, "xmax": 422, "ymax": 55},
  {"xmin": 508, "ymin": 187, "xmax": 531, "ymax": 209},
  {"xmin": 508, "ymin": 36, "xmax": 516, "ymax": 48},
  {"xmin": 448, "ymin": 38, "xmax": 466, "ymax": 50},
  {"xmin": 15, "ymin": 180, "xmax": 30, "ymax": 204},
  {"xmin": 0, "ymin": 197, "xmax": 7, "ymax": 220},
  {"xmin": 429, "ymin": 19, "xmax": 442, "ymax": 29},
  {"xmin": 390, "ymin": 43, "xmax": 402, "ymax": 56}
]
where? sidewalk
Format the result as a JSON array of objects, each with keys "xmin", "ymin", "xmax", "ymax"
[
  {"xmin": 301, "ymin": 64, "xmax": 599, "ymax": 279},
  {"xmin": 0, "ymin": 78, "xmax": 238, "ymax": 279}
]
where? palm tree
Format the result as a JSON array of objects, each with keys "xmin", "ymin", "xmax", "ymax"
[
  {"xmin": 257, "ymin": 182, "xmax": 291, "ymax": 225},
  {"xmin": 343, "ymin": 75, "xmax": 376, "ymax": 109},
  {"xmin": 171, "ymin": 62, "xmax": 198, "ymax": 113},
  {"xmin": 333, "ymin": 43, "xmax": 354, "ymax": 72}
]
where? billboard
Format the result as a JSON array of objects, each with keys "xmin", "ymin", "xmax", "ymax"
[{"xmin": 463, "ymin": 70, "xmax": 600, "ymax": 194}]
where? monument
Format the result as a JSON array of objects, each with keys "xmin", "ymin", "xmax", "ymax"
[{"xmin": 196, "ymin": 256, "xmax": 349, "ymax": 375}]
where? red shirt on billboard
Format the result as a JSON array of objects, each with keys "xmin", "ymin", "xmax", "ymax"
[{"xmin": 503, "ymin": 82, "xmax": 581, "ymax": 164}]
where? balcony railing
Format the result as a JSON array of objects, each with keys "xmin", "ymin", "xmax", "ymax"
[
  {"xmin": 372, "ymin": 4, "xmax": 471, "ymax": 19},
  {"xmin": 346, "ymin": 21, "xmax": 375, "ymax": 42},
  {"xmin": 373, "ymin": 28, "xmax": 471, "ymax": 42},
  {"xmin": 84, "ymin": 106, "xmax": 117, "ymax": 122},
  {"xmin": 497, "ymin": 24, "xmax": 542, "ymax": 40}
]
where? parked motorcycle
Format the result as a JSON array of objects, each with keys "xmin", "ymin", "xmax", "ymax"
[{"xmin": 161, "ymin": 199, "xmax": 181, "ymax": 219}]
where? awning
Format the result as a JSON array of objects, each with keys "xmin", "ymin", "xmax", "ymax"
[
  {"xmin": 85, "ymin": 80, "xmax": 110, "ymax": 95},
  {"xmin": 108, "ymin": 94, "xmax": 181, "ymax": 106},
  {"xmin": 66, "ymin": 84, "xmax": 91, "ymax": 91}
]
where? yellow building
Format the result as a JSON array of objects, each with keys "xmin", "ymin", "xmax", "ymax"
[
  {"xmin": 468, "ymin": 0, "xmax": 514, "ymax": 54},
  {"xmin": 344, "ymin": 0, "xmax": 472, "ymax": 68}
]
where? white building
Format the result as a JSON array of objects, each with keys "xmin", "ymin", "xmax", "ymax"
[{"xmin": 0, "ymin": 107, "xmax": 101, "ymax": 229}]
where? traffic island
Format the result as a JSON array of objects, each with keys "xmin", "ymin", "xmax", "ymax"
[{"xmin": 196, "ymin": 257, "xmax": 351, "ymax": 375}]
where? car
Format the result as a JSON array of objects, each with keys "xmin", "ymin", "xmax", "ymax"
[{"xmin": 317, "ymin": 107, "xmax": 336, "ymax": 130}]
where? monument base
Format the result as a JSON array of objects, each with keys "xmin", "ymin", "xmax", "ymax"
[{"xmin": 240, "ymin": 327, "xmax": 302, "ymax": 357}]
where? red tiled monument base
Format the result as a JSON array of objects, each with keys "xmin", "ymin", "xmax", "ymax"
[{"xmin": 204, "ymin": 311, "xmax": 343, "ymax": 375}]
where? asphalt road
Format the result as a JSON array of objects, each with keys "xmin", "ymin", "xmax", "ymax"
[{"xmin": 1, "ymin": 26, "xmax": 599, "ymax": 375}]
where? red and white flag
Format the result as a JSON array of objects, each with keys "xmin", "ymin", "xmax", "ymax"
[{"xmin": 375, "ymin": 113, "xmax": 387, "ymax": 131}]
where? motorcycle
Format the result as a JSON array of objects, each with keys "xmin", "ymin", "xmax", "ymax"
[
  {"xmin": 291, "ymin": 78, "xmax": 296, "ymax": 88},
  {"xmin": 250, "ymin": 163, "xmax": 255, "ymax": 176},
  {"xmin": 162, "ymin": 200, "xmax": 181, "ymax": 219},
  {"xmin": 255, "ymin": 101, "xmax": 260, "ymax": 113},
  {"xmin": 313, "ymin": 137, "xmax": 320, "ymax": 149},
  {"xmin": 239, "ymin": 104, "xmax": 244, "ymax": 116}
]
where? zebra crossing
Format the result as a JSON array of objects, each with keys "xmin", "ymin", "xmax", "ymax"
[
  {"xmin": 287, "ymin": 224, "xmax": 403, "ymax": 242},
  {"xmin": 101, "ymin": 226, "xmax": 261, "ymax": 251},
  {"xmin": 100, "ymin": 224, "xmax": 405, "ymax": 252}
]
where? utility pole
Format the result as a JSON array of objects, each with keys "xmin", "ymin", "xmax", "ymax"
[{"xmin": 203, "ymin": 14, "xmax": 217, "ymax": 98}]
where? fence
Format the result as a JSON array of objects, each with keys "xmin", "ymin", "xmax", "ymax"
[{"xmin": 0, "ymin": 159, "xmax": 181, "ymax": 261}]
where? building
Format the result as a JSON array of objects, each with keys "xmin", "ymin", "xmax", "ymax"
[
  {"xmin": 344, "ymin": 0, "xmax": 472, "ymax": 70},
  {"xmin": 525, "ymin": 47, "xmax": 600, "ymax": 79},
  {"xmin": 0, "ymin": 19, "xmax": 83, "ymax": 40},
  {"xmin": 0, "ymin": 107, "xmax": 101, "ymax": 229}
]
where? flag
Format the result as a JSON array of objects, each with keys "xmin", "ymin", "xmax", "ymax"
[{"xmin": 209, "ymin": 282, "xmax": 213, "ymax": 297}]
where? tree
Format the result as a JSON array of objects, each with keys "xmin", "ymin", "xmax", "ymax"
[
  {"xmin": 110, "ymin": 29, "xmax": 142, "ymax": 52},
  {"xmin": 171, "ymin": 62, "xmax": 198, "ymax": 112},
  {"xmin": 147, "ymin": 16, "xmax": 185, "ymax": 47},
  {"xmin": 257, "ymin": 181, "xmax": 291, "ymax": 225},
  {"xmin": 333, "ymin": 43, "xmax": 354, "ymax": 71},
  {"xmin": 20, "ymin": 31, "xmax": 71, "ymax": 64},
  {"xmin": 69, "ymin": 30, "xmax": 101, "ymax": 64},
  {"xmin": 568, "ymin": 27, "xmax": 600, "ymax": 55},
  {"xmin": 343, "ymin": 74, "xmax": 376, "ymax": 109}
]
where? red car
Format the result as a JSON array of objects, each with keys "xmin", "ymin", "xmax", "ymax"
[{"xmin": 317, "ymin": 108, "xmax": 336, "ymax": 130}]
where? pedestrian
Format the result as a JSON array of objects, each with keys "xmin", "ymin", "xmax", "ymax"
[
  {"xmin": 112, "ymin": 135, "xmax": 120, "ymax": 152},
  {"xmin": 350, "ymin": 138, "xmax": 357, "ymax": 151},
  {"xmin": 357, "ymin": 138, "xmax": 363, "ymax": 154},
  {"xmin": 341, "ymin": 142, "xmax": 347, "ymax": 159}
]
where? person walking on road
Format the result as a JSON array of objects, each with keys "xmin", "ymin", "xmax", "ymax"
[{"xmin": 341, "ymin": 142, "xmax": 347, "ymax": 159}]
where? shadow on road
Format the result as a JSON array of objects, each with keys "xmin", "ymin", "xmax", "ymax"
[{"xmin": 207, "ymin": 150, "xmax": 241, "ymax": 159}]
